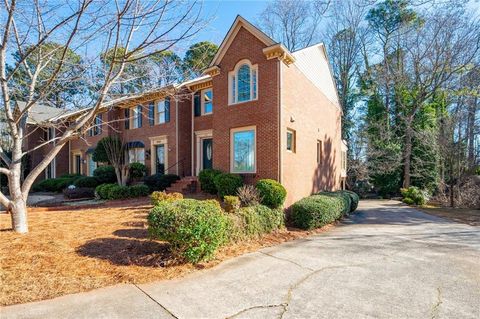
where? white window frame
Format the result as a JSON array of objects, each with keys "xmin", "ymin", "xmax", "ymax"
[
  {"xmin": 128, "ymin": 148, "xmax": 145, "ymax": 165},
  {"xmin": 286, "ymin": 128, "xmax": 296, "ymax": 153},
  {"xmin": 131, "ymin": 105, "xmax": 141, "ymax": 129},
  {"xmin": 228, "ymin": 59, "xmax": 258, "ymax": 105},
  {"xmin": 87, "ymin": 153, "xmax": 97, "ymax": 176},
  {"xmin": 230, "ymin": 126, "xmax": 257, "ymax": 174},
  {"xmin": 156, "ymin": 100, "xmax": 166, "ymax": 124},
  {"xmin": 201, "ymin": 89, "xmax": 213, "ymax": 115}
]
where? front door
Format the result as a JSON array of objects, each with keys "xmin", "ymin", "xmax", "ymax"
[
  {"xmin": 75, "ymin": 155, "xmax": 81, "ymax": 175},
  {"xmin": 155, "ymin": 144, "xmax": 165, "ymax": 175},
  {"xmin": 202, "ymin": 138, "xmax": 213, "ymax": 170}
]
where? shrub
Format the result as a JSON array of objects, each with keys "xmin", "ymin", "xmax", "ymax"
[
  {"xmin": 144, "ymin": 174, "xmax": 180, "ymax": 192},
  {"xmin": 224, "ymin": 195, "xmax": 240, "ymax": 213},
  {"xmin": 320, "ymin": 191, "xmax": 352, "ymax": 215},
  {"xmin": 63, "ymin": 187, "xmax": 95, "ymax": 200},
  {"xmin": 129, "ymin": 162, "xmax": 147, "ymax": 179},
  {"xmin": 150, "ymin": 191, "xmax": 183, "ymax": 206},
  {"xmin": 400, "ymin": 186, "xmax": 429, "ymax": 205},
  {"xmin": 198, "ymin": 169, "xmax": 223, "ymax": 194},
  {"xmin": 95, "ymin": 183, "xmax": 117, "ymax": 200},
  {"xmin": 107, "ymin": 185, "xmax": 130, "ymax": 200},
  {"xmin": 403, "ymin": 197, "xmax": 415, "ymax": 205},
  {"xmin": 229, "ymin": 204, "xmax": 284, "ymax": 240},
  {"xmin": 74, "ymin": 176, "xmax": 99, "ymax": 188},
  {"xmin": 256, "ymin": 179, "xmax": 287, "ymax": 208},
  {"xmin": 129, "ymin": 184, "xmax": 150, "ymax": 197},
  {"xmin": 237, "ymin": 185, "xmax": 261, "ymax": 207},
  {"xmin": 93, "ymin": 166, "xmax": 117, "ymax": 184},
  {"xmin": 59, "ymin": 173, "xmax": 82, "ymax": 179},
  {"xmin": 33, "ymin": 177, "xmax": 74, "ymax": 192},
  {"xmin": 214, "ymin": 173, "xmax": 243, "ymax": 198},
  {"xmin": 148, "ymin": 199, "xmax": 229, "ymax": 263},
  {"xmin": 290, "ymin": 194, "xmax": 346, "ymax": 230},
  {"xmin": 341, "ymin": 190, "xmax": 360, "ymax": 212},
  {"xmin": 476, "ymin": 166, "xmax": 480, "ymax": 175}
]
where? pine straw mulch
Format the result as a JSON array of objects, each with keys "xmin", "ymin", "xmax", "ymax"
[
  {"xmin": 418, "ymin": 205, "xmax": 480, "ymax": 226},
  {"xmin": 0, "ymin": 198, "xmax": 333, "ymax": 307}
]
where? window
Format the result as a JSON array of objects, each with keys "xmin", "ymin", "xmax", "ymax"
[
  {"xmin": 128, "ymin": 148, "xmax": 145, "ymax": 164},
  {"xmin": 229, "ymin": 60, "xmax": 258, "ymax": 104},
  {"xmin": 89, "ymin": 114, "xmax": 102, "ymax": 136},
  {"xmin": 155, "ymin": 144, "xmax": 165, "ymax": 175},
  {"xmin": 87, "ymin": 154, "xmax": 97, "ymax": 176},
  {"xmin": 317, "ymin": 140, "xmax": 322, "ymax": 164},
  {"xmin": 132, "ymin": 105, "xmax": 142, "ymax": 129},
  {"xmin": 231, "ymin": 127, "xmax": 256, "ymax": 173},
  {"xmin": 202, "ymin": 89, "xmax": 213, "ymax": 115},
  {"xmin": 286, "ymin": 129, "xmax": 296, "ymax": 152},
  {"xmin": 341, "ymin": 151, "xmax": 347, "ymax": 170},
  {"xmin": 45, "ymin": 127, "xmax": 55, "ymax": 142},
  {"xmin": 156, "ymin": 98, "xmax": 170, "ymax": 124}
]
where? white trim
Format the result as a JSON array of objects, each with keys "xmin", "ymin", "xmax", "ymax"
[
  {"xmin": 230, "ymin": 126, "xmax": 257, "ymax": 174},
  {"xmin": 209, "ymin": 16, "xmax": 275, "ymax": 68},
  {"xmin": 195, "ymin": 129, "xmax": 213, "ymax": 176},
  {"xmin": 175, "ymin": 99, "xmax": 179, "ymax": 175},
  {"xmin": 286, "ymin": 128, "xmax": 296, "ymax": 153},
  {"xmin": 228, "ymin": 60, "xmax": 258, "ymax": 105},
  {"xmin": 149, "ymin": 135, "xmax": 168, "ymax": 174},
  {"xmin": 200, "ymin": 88, "xmax": 213, "ymax": 115},
  {"xmin": 190, "ymin": 93, "xmax": 195, "ymax": 175},
  {"xmin": 70, "ymin": 150, "xmax": 82, "ymax": 174}
]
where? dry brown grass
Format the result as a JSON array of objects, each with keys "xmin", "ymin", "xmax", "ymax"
[
  {"xmin": 418, "ymin": 205, "xmax": 480, "ymax": 226},
  {"xmin": 0, "ymin": 198, "xmax": 332, "ymax": 306}
]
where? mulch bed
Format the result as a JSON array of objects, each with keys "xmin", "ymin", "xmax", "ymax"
[{"xmin": 0, "ymin": 199, "xmax": 332, "ymax": 306}]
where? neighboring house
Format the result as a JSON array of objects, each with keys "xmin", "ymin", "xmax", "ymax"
[{"xmin": 26, "ymin": 16, "xmax": 347, "ymax": 206}]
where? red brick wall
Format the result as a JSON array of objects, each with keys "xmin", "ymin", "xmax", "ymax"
[
  {"xmin": 280, "ymin": 62, "xmax": 343, "ymax": 206},
  {"xmin": 211, "ymin": 26, "xmax": 280, "ymax": 183}
]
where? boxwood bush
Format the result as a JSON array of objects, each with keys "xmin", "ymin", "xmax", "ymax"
[
  {"xmin": 198, "ymin": 169, "xmax": 223, "ymax": 194},
  {"xmin": 229, "ymin": 204, "xmax": 284, "ymax": 239},
  {"xmin": 214, "ymin": 173, "xmax": 243, "ymax": 198},
  {"xmin": 148, "ymin": 199, "xmax": 230, "ymax": 263},
  {"xmin": 290, "ymin": 194, "xmax": 346, "ymax": 230},
  {"xmin": 93, "ymin": 166, "xmax": 117, "ymax": 184},
  {"xmin": 400, "ymin": 186, "xmax": 429, "ymax": 205},
  {"xmin": 63, "ymin": 187, "xmax": 95, "ymax": 200},
  {"xmin": 150, "ymin": 191, "xmax": 183, "ymax": 206},
  {"xmin": 255, "ymin": 179, "xmax": 287, "ymax": 208},
  {"xmin": 95, "ymin": 183, "xmax": 116, "ymax": 199},
  {"xmin": 144, "ymin": 174, "xmax": 180, "ymax": 192},
  {"xmin": 33, "ymin": 177, "xmax": 79, "ymax": 192},
  {"xmin": 107, "ymin": 185, "xmax": 130, "ymax": 200},
  {"xmin": 321, "ymin": 191, "xmax": 352, "ymax": 215},
  {"xmin": 129, "ymin": 162, "xmax": 147, "ymax": 179},
  {"xmin": 129, "ymin": 184, "xmax": 150, "ymax": 197},
  {"xmin": 341, "ymin": 190, "xmax": 359, "ymax": 212},
  {"xmin": 74, "ymin": 176, "xmax": 100, "ymax": 188}
]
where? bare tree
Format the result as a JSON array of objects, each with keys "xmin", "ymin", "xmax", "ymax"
[
  {"xmin": 0, "ymin": 0, "xmax": 205, "ymax": 233},
  {"xmin": 257, "ymin": 0, "xmax": 330, "ymax": 51}
]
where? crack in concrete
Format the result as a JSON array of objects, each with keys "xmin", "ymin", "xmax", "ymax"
[
  {"xmin": 260, "ymin": 251, "xmax": 315, "ymax": 272},
  {"xmin": 133, "ymin": 284, "xmax": 178, "ymax": 319},
  {"xmin": 430, "ymin": 287, "xmax": 443, "ymax": 319},
  {"xmin": 226, "ymin": 303, "xmax": 287, "ymax": 319}
]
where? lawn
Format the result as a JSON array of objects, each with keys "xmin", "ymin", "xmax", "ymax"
[
  {"xmin": 418, "ymin": 205, "xmax": 480, "ymax": 226},
  {"xmin": 0, "ymin": 198, "xmax": 329, "ymax": 306}
]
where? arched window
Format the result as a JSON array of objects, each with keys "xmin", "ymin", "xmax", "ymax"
[{"xmin": 229, "ymin": 60, "xmax": 258, "ymax": 104}]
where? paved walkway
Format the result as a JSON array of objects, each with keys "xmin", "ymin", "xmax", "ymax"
[{"xmin": 2, "ymin": 200, "xmax": 479, "ymax": 318}]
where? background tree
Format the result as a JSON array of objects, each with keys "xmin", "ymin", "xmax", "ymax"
[
  {"xmin": 183, "ymin": 41, "xmax": 218, "ymax": 78},
  {"xmin": 0, "ymin": 0, "xmax": 205, "ymax": 233}
]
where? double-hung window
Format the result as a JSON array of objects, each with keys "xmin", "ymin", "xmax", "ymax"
[
  {"xmin": 231, "ymin": 126, "xmax": 256, "ymax": 173},
  {"xmin": 229, "ymin": 60, "xmax": 258, "ymax": 104},
  {"xmin": 89, "ymin": 114, "xmax": 102, "ymax": 136},
  {"xmin": 156, "ymin": 98, "xmax": 170, "ymax": 124},
  {"xmin": 132, "ymin": 105, "xmax": 142, "ymax": 129},
  {"xmin": 202, "ymin": 89, "xmax": 213, "ymax": 114},
  {"xmin": 128, "ymin": 148, "xmax": 145, "ymax": 164}
]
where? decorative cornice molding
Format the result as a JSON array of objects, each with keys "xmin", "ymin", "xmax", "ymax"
[
  {"xmin": 189, "ymin": 80, "xmax": 213, "ymax": 92},
  {"xmin": 263, "ymin": 44, "xmax": 296, "ymax": 66},
  {"xmin": 203, "ymin": 66, "xmax": 220, "ymax": 77}
]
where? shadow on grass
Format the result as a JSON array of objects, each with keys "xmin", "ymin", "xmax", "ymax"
[
  {"xmin": 113, "ymin": 228, "xmax": 148, "ymax": 239},
  {"xmin": 76, "ymin": 237, "xmax": 177, "ymax": 267}
]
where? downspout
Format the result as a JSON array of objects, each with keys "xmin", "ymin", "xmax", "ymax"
[
  {"xmin": 175, "ymin": 98, "xmax": 179, "ymax": 176},
  {"xmin": 278, "ymin": 61, "xmax": 282, "ymax": 184},
  {"xmin": 191, "ymin": 92, "xmax": 195, "ymax": 176}
]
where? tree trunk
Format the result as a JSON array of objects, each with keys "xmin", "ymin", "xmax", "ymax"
[
  {"xmin": 403, "ymin": 120, "xmax": 413, "ymax": 188},
  {"xmin": 467, "ymin": 96, "xmax": 477, "ymax": 168},
  {"xmin": 9, "ymin": 197, "xmax": 28, "ymax": 233}
]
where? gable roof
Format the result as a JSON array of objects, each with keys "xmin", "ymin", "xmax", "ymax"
[
  {"xmin": 15, "ymin": 101, "xmax": 70, "ymax": 125},
  {"xmin": 208, "ymin": 15, "xmax": 276, "ymax": 67}
]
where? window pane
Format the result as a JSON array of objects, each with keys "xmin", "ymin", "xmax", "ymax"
[
  {"xmin": 204, "ymin": 89, "xmax": 213, "ymax": 114},
  {"xmin": 237, "ymin": 64, "xmax": 251, "ymax": 102},
  {"xmin": 157, "ymin": 101, "xmax": 166, "ymax": 124},
  {"xmin": 252, "ymin": 69, "xmax": 257, "ymax": 99},
  {"xmin": 156, "ymin": 144, "xmax": 165, "ymax": 174},
  {"xmin": 231, "ymin": 76, "xmax": 235, "ymax": 104},
  {"xmin": 287, "ymin": 132, "xmax": 293, "ymax": 151},
  {"xmin": 233, "ymin": 130, "xmax": 255, "ymax": 172}
]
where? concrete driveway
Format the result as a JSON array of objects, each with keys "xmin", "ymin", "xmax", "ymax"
[{"xmin": 2, "ymin": 200, "xmax": 479, "ymax": 318}]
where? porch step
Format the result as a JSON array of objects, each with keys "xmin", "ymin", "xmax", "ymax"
[{"xmin": 166, "ymin": 176, "xmax": 198, "ymax": 194}]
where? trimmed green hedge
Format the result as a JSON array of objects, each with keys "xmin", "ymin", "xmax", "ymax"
[
  {"xmin": 95, "ymin": 183, "xmax": 149, "ymax": 200},
  {"xmin": 33, "ymin": 175, "xmax": 82, "ymax": 192},
  {"xmin": 198, "ymin": 169, "xmax": 223, "ymax": 194},
  {"xmin": 229, "ymin": 204, "xmax": 284, "ymax": 239},
  {"xmin": 148, "ymin": 199, "xmax": 229, "ymax": 263},
  {"xmin": 214, "ymin": 173, "xmax": 243, "ymax": 198},
  {"xmin": 290, "ymin": 194, "xmax": 347, "ymax": 230},
  {"xmin": 93, "ymin": 166, "xmax": 117, "ymax": 184},
  {"xmin": 129, "ymin": 184, "xmax": 150, "ymax": 197},
  {"xmin": 256, "ymin": 179, "xmax": 287, "ymax": 208},
  {"xmin": 74, "ymin": 176, "xmax": 100, "ymax": 188}
]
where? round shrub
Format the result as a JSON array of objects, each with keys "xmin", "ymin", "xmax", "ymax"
[
  {"xmin": 95, "ymin": 183, "xmax": 117, "ymax": 200},
  {"xmin": 144, "ymin": 174, "xmax": 180, "ymax": 192},
  {"xmin": 228, "ymin": 204, "xmax": 284, "ymax": 240},
  {"xmin": 400, "ymin": 186, "xmax": 429, "ymax": 205},
  {"xmin": 107, "ymin": 185, "xmax": 130, "ymax": 200},
  {"xmin": 198, "ymin": 169, "xmax": 223, "ymax": 194},
  {"xmin": 320, "ymin": 191, "xmax": 352, "ymax": 215},
  {"xmin": 129, "ymin": 162, "xmax": 147, "ymax": 179},
  {"xmin": 150, "ymin": 191, "xmax": 183, "ymax": 206},
  {"xmin": 223, "ymin": 195, "xmax": 240, "ymax": 213},
  {"xmin": 403, "ymin": 197, "xmax": 415, "ymax": 205},
  {"xmin": 213, "ymin": 173, "xmax": 243, "ymax": 198},
  {"xmin": 256, "ymin": 179, "xmax": 287, "ymax": 208},
  {"xmin": 93, "ymin": 166, "xmax": 117, "ymax": 184},
  {"xmin": 129, "ymin": 184, "xmax": 149, "ymax": 197},
  {"xmin": 33, "ymin": 177, "xmax": 73, "ymax": 192},
  {"xmin": 148, "ymin": 199, "xmax": 229, "ymax": 263},
  {"xmin": 290, "ymin": 194, "xmax": 346, "ymax": 230},
  {"xmin": 342, "ymin": 190, "xmax": 359, "ymax": 212},
  {"xmin": 74, "ymin": 176, "xmax": 99, "ymax": 188}
]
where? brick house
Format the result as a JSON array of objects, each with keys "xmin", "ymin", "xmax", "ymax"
[{"xmin": 27, "ymin": 16, "xmax": 346, "ymax": 206}]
